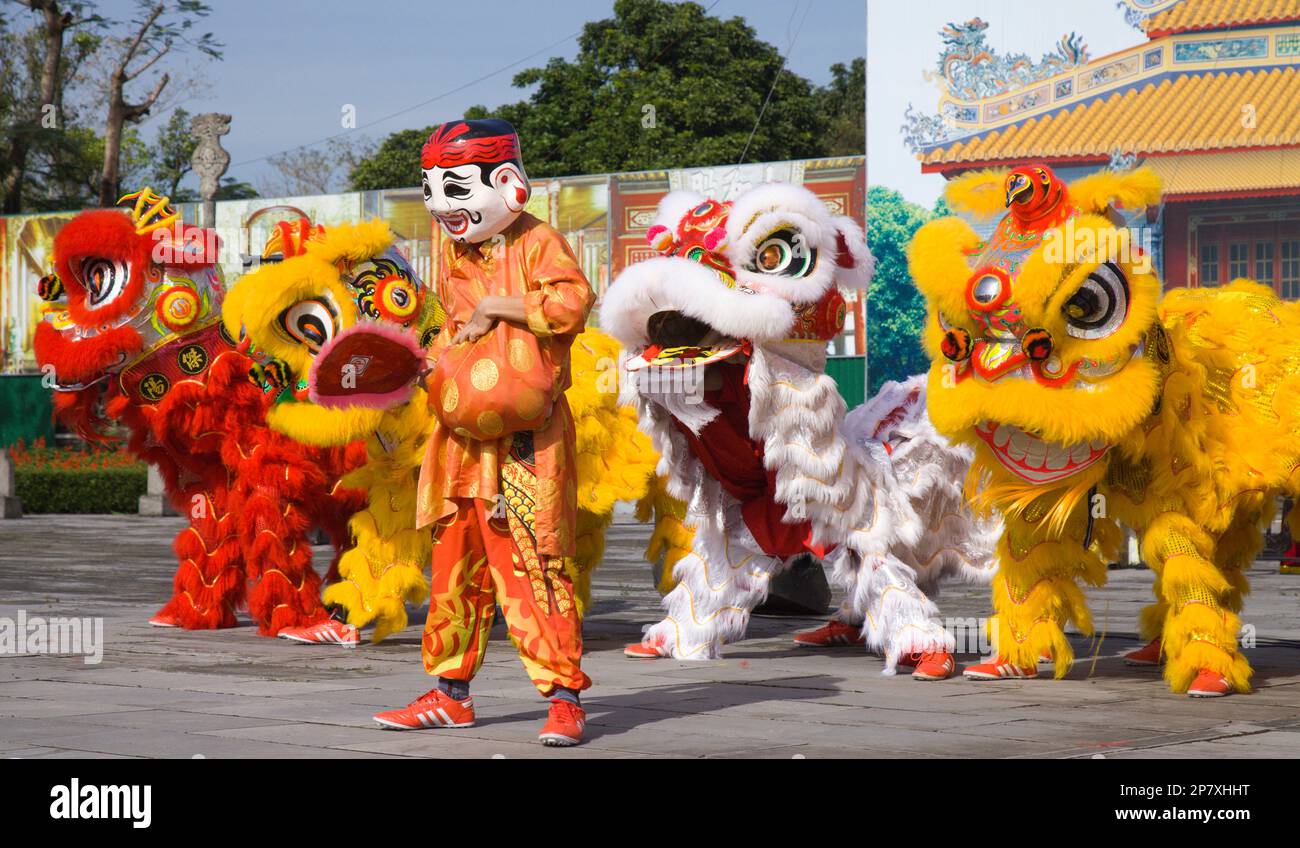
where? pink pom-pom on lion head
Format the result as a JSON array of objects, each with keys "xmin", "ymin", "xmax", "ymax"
[
  {"xmin": 646, "ymin": 224, "xmax": 674, "ymax": 253},
  {"xmin": 703, "ymin": 226, "xmax": 728, "ymax": 252}
]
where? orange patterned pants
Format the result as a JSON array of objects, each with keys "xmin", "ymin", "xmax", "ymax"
[{"xmin": 421, "ymin": 493, "xmax": 590, "ymax": 696}]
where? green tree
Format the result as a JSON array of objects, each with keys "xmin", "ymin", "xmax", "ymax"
[
  {"xmin": 348, "ymin": 126, "xmax": 430, "ymax": 191},
  {"xmin": 213, "ymin": 177, "xmax": 257, "ymax": 200},
  {"xmin": 1, "ymin": 2, "xmax": 105, "ymax": 212},
  {"xmin": 865, "ymin": 185, "xmax": 932, "ymax": 395},
  {"xmin": 819, "ymin": 58, "xmax": 864, "ymax": 156},
  {"xmin": 140, "ymin": 106, "xmax": 197, "ymax": 199},
  {"xmin": 350, "ymin": 0, "xmax": 853, "ymax": 188},
  {"xmin": 477, "ymin": 0, "xmax": 829, "ymax": 177}
]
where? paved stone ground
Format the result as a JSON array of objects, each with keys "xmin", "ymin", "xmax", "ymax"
[{"xmin": 1, "ymin": 513, "xmax": 1298, "ymax": 758}]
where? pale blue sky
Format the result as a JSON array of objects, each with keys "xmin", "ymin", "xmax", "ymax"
[
  {"xmin": 67, "ymin": 0, "xmax": 1148, "ymax": 206},
  {"xmin": 868, "ymin": 0, "xmax": 1139, "ymax": 206},
  {"xmin": 86, "ymin": 0, "xmax": 865, "ymax": 191}
]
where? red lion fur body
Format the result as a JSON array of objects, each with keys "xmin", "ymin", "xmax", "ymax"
[{"xmin": 38, "ymin": 204, "xmax": 366, "ymax": 634}]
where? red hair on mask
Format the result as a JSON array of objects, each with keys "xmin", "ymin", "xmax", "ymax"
[{"xmin": 420, "ymin": 121, "xmax": 520, "ymax": 169}]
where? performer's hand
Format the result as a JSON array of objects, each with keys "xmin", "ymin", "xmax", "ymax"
[{"xmin": 452, "ymin": 304, "xmax": 496, "ymax": 345}]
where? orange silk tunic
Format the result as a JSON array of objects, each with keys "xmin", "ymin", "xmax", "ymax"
[{"xmin": 416, "ymin": 212, "xmax": 595, "ymax": 558}]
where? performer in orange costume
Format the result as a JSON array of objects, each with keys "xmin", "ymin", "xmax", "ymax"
[{"xmin": 373, "ymin": 119, "xmax": 593, "ymax": 746}]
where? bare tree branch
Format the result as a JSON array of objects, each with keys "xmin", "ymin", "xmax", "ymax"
[
  {"xmin": 96, "ymin": 1, "xmax": 219, "ymax": 206},
  {"xmin": 115, "ymin": 4, "xmax": 164, "ymax": 75},
  {"xmin": 124, "ymin": 72, "xmax": 169, "ymax": 119},
  {"xmin": 124, "ymin": 39, "xmax": 171, "ymax": 81}
]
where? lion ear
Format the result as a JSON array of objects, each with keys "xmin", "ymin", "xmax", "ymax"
[
  {"xmin": 831, "ymin": 216, "xmax": 874, "ymax": 290},
  {"xmin": 943, "ymin": 168, "xmax": 1010, "ymax": 219},
  {"xmin": 652, "ymin": 190, "xmax": 707, "ymax": 231},
  {"xmin": 1068, "ymin": 166, "xmax": 1162, "ymax": 215}
]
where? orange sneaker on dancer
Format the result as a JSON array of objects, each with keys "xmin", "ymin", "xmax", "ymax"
[
  {"xmin": 1123, "ymin": 638, "xmax": 1162, "ymax": 666},
  {"xmin": 279, "ymin": 619, "xmax": 359, "ymax": 647},
  {"xmin": 908, "ymin": 651, "xmax": 956, "ymax": 680},
  {"xmin": 963, "ymin": 657, "xmax": 1038, "ymax": 680},
  {"xmin": 539, "ymin": 699, "xmax": 587, "ymax": 746},
  {"xmin": 148, "ymin": 611, "xmax": 180, "ymax": 628},
  {"xmin": 624, "ymin": 636, "xmax": 668, "ymax": 658},
  {"xmin": 792, "ymin": 619, "xmax": 866, "ymax": 648},
  {"xmin": 1187, "ymin": 669, "xmax": 1232, "ymax": 698},
  {"xmin": 373, "ymin": 688, "xmax": 476, "ymax": 730}
]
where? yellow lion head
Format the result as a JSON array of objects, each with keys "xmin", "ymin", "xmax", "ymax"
[
  {"xmin": 909, "ymin": 165, "xmax": 1165, "ymax": 504},
  {"xmin": 221, "ymin": 219, "xmax": 445, "ymax": 444}
]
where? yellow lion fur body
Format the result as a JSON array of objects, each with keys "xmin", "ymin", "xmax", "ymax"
[
  {"xmin": 567, "ymin": 328, "xmax": 664, "ymax": 610},
  {"xmin": 224, "ymin": 221, "xmax": 438, "ymax": 642},
  {"xmin": 911, "ymin": 166, "xmax": 1300, "ymax": 693}
]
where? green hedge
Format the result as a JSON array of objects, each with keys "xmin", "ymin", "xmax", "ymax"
[{"xmin": 15, "ymin": 466, "xmax": 147, "ymax": 514}]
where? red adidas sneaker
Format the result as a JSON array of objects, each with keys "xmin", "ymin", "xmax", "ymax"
[
  {"xmin": 624, "ymin": 636, "xmax": 668, "ymax": 658},
  {"xmin": 793, "ymin": 619, "xmax": 866, "ymax": 647},
  {"xmin": 963, "ymin": 657, "xmax": 1038, "ymax": 680},
  {"xmin": 279, "ymin": 619, "xmax": 359, "ymax": 647},
  {"xmin": 373, "ymin": 688, "xmax": 476, "ymax": 730},
  {"xmin": 148, "ymin": 611, "xmax": 179, "ymax": 628},
  {"xmin": 539, "ymin": 699, "xmax": 586, "ymax": 746},
  {"xmin": 911, "ymin": 651, "xmax": 956, "ymax": 680},
  {"xmin": 1187, "ymin": 669, "xmax": 1232, "ymax": 698},
  {"xmin": 1123, "ymin": 638, "xmax": 1163, "ymax": 666}
]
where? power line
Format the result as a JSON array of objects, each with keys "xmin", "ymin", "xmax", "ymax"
[
  {"xmin": 737, "ymin": 0, "xmax": 811, "ymax": 165},
  {"xmin": 230, "ymin": 27, "xmax": 583, "ymax": 169}
]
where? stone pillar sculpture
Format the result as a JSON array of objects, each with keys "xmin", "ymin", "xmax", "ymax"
[
  {"xmin": 190, "ymin": 113, "xmax": 232, "ymax": 228},
  {"xmin": 0, "ymin": 448, "xmax": 22, "ymax": 519},
  {"xmin": 138, "ymin": 464, "xmax": 176, "ymax": 517}
]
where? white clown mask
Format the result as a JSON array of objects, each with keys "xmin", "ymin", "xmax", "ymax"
[{"xmin": 420, "ymin": 119, "xmax": 530, "ymax": 245}]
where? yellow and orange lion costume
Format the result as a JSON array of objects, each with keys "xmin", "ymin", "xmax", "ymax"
[{"xmin": 910, "ymin": 164, "xmax": 1300, "ymax": 695}]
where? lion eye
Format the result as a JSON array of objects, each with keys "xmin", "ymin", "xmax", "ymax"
[
  {"xmin": 278, "ymin": 297, "xmax": 338, "ymax": 350},
  {"xmin": 749, "ymin": 228, "xmax": 815, "ymax": 277},
  {"xmin": 1063, "ymin": 262, "xmax": 1129, "ymax": 339},
  {"xmin": 79, "ymin": 257, "xmax": 132, "ymax": 307}
]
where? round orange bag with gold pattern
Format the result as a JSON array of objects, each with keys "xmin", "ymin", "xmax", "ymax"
[{"xmin": 427, "ymin": 322, "xmax": 555, "ymax": 440}]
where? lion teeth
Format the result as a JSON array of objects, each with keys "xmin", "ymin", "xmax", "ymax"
[
  {"xmin": 1046, "ymin": 446, "xmax": 1070, "ymax": 470},
  {"xmin": 1007, "ymin": 428, "xmax": 1030, "ymax": 460},
  {"xmin": 1025, "ymin": 438, "xmax": 1048, "ymax": 469}
]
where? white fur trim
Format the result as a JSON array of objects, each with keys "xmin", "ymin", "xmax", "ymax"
[
  {"xmin": 843, "ymin": 374, "xmax": 1001, "ymax": 591},
  {"xmin": 831, "ymin": 215, "xmax": 875, "ymax": 290},
  {"xmin": 645, "ymin": 501, "xmax": 788, "ymax": 659},
  {"xmin": 724, "ymin": 183, "xmax": 840, "ymax": 304},
  {"xmin": 599, "ymin": 256, "xmax": 794, "ymax": 349},
  {"xmin": 729, "ymin": 209, "xmax": 835, "ymax": 304},
  {"xmin": 653, "ymin": 190, "xmax": 708, "ymax": 234}
]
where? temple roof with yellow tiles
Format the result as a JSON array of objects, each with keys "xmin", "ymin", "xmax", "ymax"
[
  {"xmin": 905, "ymin": 0, "xmax": 1300, "ymax": 195},
  {"xmin": 1146, "ymin": 0, "xmax": 1300, "ymax": 37}
]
